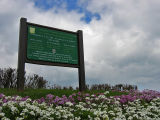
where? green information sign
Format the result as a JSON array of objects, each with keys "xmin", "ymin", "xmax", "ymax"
[
  {"xmin": 18, "ymin": 18, "xmax": 85, "ymax": 91},
  {"xmin": 27, "ymin": 25, "xmax": 78, "ymax": 65}
]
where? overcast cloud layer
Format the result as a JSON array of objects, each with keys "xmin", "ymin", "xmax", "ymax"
[{"xmin": 0, "ymin": 0, "xmax": 160, "ymax": 91}]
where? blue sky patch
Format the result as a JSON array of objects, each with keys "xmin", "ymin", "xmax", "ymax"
[{"xmin": 33, "ymin": 0, "xmax": 101, "ymax": 23}]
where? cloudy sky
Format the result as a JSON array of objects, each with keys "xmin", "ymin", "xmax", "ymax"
[{"xmin": 0, "ymin": 0, "xmax": 160, "ymax": 91}]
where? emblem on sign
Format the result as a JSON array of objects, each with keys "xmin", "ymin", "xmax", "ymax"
[{"xmin": 29, "ymin": 27, "xmax": 35, "ymax": 34}]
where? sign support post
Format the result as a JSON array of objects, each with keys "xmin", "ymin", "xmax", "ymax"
[
  {"xmin": 78, "ymin": 30, "xmax": 86, "ymax": 91},
  {"xmin": 17, "ymin": 18, "xmax": 27, "ymax": 91}
]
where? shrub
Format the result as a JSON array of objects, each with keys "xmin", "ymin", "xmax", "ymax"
[{"xmin": 0, "ymin": 68, "xmax": 47, "ymax": 89}]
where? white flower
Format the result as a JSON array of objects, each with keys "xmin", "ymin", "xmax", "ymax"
[
  {"xmin": 40, "ymin": 111, "xmax": 44, "ymax": 116},
  {"xmin": 16, "ymin": 117, "xmax": 24, "ymax": 120},
  {"xmin": 23, "ymin": 108, "xmax": 28, "ymax": 113},
  {"xmin": 30, "ymin": 111, "xmax": 35, "ymax": 116},
  {"xmin": 94, "ymin": 117, "xmax": 100, "ymax": 120},
  {"xmin": 3, "ymin": 103, "xmax": 7, "ymax": 106},
  {"xmin": 26, "ymin": 98, "xmax": 32, "ymax": 102},
  {"xmin": 85, "ymin": 97, "xmax": 90, "ymax": 100},
  {"xmin": 66, "ymin": 102, "xmax": 73, "ymax": 106},
  {"xmin": 133, "ymin": 114, "xmax": 138, "ymax": 119},
  {"xmin": 1, "ymin": 117, "xmax": 10, "ymax": 120},
  {"xmin": 0, "ymin": 106, "xmax": 2, "ymax": 111},
  {"xmin": 75, "ymin": 117, "xmax": 81, "ymax": 120},
  {"xmin": 98, "ymin": 95, "xmax": 105, "ymax": 99},
  {"xmin": 102, "ymin": 114, "xmax": 109, "ymax": 119},
  {"xmin": 75, "ymin": 104, "xmax": 84, "ymax": 109},
  {"xmin": 11, "ymin": 106, "xmax": 18, "ymax": 113},
  {"xmin": 19, "ymin": 102, "xmax": 25, "ymax": 107},
  {"xmin": 16, "ymin": 96, "xmax": 22, "ymax": 100},
  {"xmin": 0, "ymin": 112, "xmax": 5, "ymax": 117},
  {"xmin": 128, "ymin": 116, "xmax": 133, "ymax": 120},
  {"xmin": 20, "ymin": 112, "xmax": 25, "ymax": 116},
  {"xmin": 62, "ymin": 115, "xmax": 67, "ymax": 119},
  {"xmin": 104, "ymin": 91, "xmax": 109, "ymax": 95},
  {"xmin": 108, "ymin": 110, "xmax": 115, "ymax": 116},
  {"xmin": 35, "ymin": 108, "xmax": 41, "ymax": 114},
  {"xmin": 92, "ymin": 103, "xmax": 97, "ymax": 107},
  {"xmin": 91, "ymin": 94, "xmax": 95, "ymax": 97},
  {"xmin": 5, "ymin": 96, "xmax": 11, "ymax": 99}
]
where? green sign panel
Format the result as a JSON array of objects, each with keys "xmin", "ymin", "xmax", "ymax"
[{"xmin": 27, "ymin": 25, "xmax": 78, "ymax": 65}]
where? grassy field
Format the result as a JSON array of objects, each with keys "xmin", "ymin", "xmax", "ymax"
[{"xmin": 0, "ymin": 88, "xmax": 128, "ymax": 99}]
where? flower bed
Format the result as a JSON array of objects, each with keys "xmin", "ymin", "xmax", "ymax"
[{"xmin": 0, "ymin": 90, "xmax": 160, "ymax": 120}]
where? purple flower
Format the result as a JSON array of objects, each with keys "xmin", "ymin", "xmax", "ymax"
[
  {"xmin": 21, "ymin": 96, "xmax": 29, "ymax": 101},
  {"xmin": 0, "ymin": 93, "xmax": 5, "ymax": 99},
  {"xmin": 120, "ymin": 98, "xmax": 127, "ymax": 104},
  {"xmin": 77, "ymin": 92, "xmax": 81, "ymax": 96},
  {"xmin": 77, "ymin": 96, "xmax": 82, "ymax": 101},
  {"xmin": 37, "ymin": 97, "xmax": 45, "ymax": 103},
  {"xmin": 69, "ymin": 95, "xmax": 73, "ymax": 99},
  {"xmin": 46, "ymin": 94, "xmax": 54, "ymax": 100},
  {"xmin": 72, "ymin": 93, "xmax": 76, "ymax": 96},
  {"xmin": 58, "ymin": 100, "xmax": 64, "ymax": 105},
  {"xmin": 85, "ymin": 93, "xmax": 90, "ymax": 97},
  {"xmin": 3, "ymin": 98, "xmax": 7, "ymax": 103},
  {"xmin": 62, "ymin": 95, "xmax": 67, "ymax": 98},
  {"xmin": 68, "ymin": 96, "xmax": 74, "ymax": 102}
]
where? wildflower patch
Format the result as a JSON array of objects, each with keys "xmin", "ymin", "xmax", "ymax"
[{"xmin": 0, "ymin": 90, "xmax": 160, "ymax": 119}]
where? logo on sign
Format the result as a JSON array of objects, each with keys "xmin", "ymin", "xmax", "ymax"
[{"xmin": 29, "ymin": 27, "xmax": 35, "ymax": 34}]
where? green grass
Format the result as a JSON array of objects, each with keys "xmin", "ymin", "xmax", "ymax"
[
  {"xmin": 0, "ymin": 88, "xmax": 128, "ymax": 99},
  {"xmin": 84, "ymin": 89, "xmax": 128, "ymax": 97}
]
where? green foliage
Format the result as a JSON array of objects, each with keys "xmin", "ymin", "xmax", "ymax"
[
  {"xmin": 0, "ymin": 88, "xmax": 128, "ymax": 99},
  {"xmin": 0, "ymin": 68, "xmax": 17, "ymax": 88},
  {"xmin": 0, "ymin": 68, "xmax": 47, "ymax": 89}
]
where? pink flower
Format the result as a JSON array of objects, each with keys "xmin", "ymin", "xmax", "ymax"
[{"xmin": 46, "ymin": 94, "xmax": 54, "ymax": 99}]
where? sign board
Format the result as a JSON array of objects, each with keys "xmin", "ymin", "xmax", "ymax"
[
  {"xmin": 17, "ymin": 18, "xmax": 86, "ymax": 91},
  {"xmin": 27, "ymin": 25, "xmax": 78, "ymax": 65}
]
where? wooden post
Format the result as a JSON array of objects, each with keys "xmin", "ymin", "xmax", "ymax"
[
  {"xmin": 77, "ymin": 30, "xmax": 86, "ymax": 91},
  {"xmin": 17, "ymin": 18, "xmax": 27, "ymax": 91}
]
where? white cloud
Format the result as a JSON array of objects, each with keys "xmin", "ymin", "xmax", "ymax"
[
  {"xmin": 81, "ymin": 0, "xmax": 160, "ymax": 90},
  {"xmin": 0, "ymin": 0, "xmax": 160, "ymax": 91}
]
